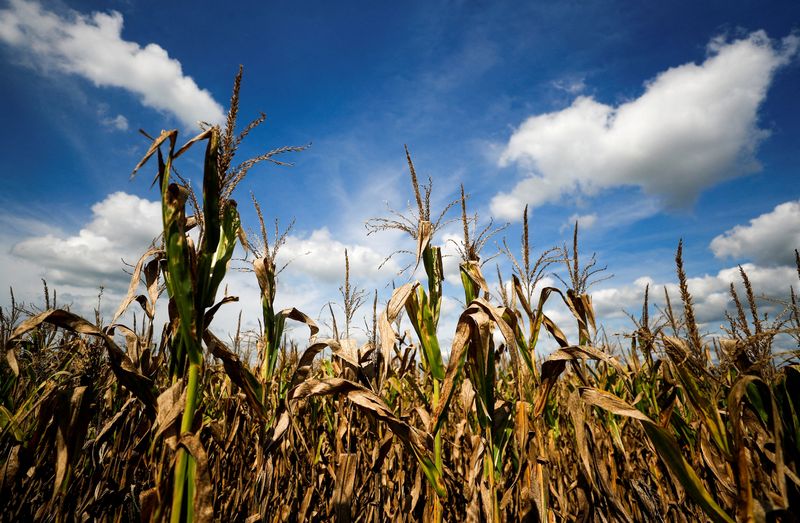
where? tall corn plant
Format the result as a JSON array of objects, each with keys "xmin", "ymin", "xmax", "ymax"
[
  {"xmin": 133, "ymin": 126, "xmax": 239, "ymax": 523},
  {"xmin": 432, "ymin": 186, "xmax": 514, "ymax": 521},
  {"xmin": 131, "ymin": 67, "xmax": 307, "ymax": 523},
  {"xmin": 499, "ymin": 205, "xmax": 559, "ymax": 390},
  {"xmin": 367, "ymin": 146, "xmax": 458, "ymax": 520},
  {"xmin": 249, "ymin": 197, "xmax": 317, "ymax": 397}
]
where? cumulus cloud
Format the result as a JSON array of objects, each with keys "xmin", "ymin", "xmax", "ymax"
[
  {"xmin": 0, "ymin": 0, "xmax": 224, "ymax": 128},
  {"xmin": 10, "ymin": 192, "xmax": 161, "ymax": 289},
  {"xmin": 711, "ymin": 200, "xmax": 800, "ymax": 266},
  {"xmin": 0, "ymin": 189, "xmax": 405, "ymax": 341},
  {"xmin": 275, "ymin": 228, "xmax": 399, "ymax": 285},
  {"xmin": 592, "ymin": 264, "xmax": 796, "ymax": 332},
  {"xmin": 492, "ymin": 31, "xmax": 799, "ymax": 220}
]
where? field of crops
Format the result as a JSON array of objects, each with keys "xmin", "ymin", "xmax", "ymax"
[{"xmin": 2, "ymin": 72, "xmax": 799, "ymax": 523}]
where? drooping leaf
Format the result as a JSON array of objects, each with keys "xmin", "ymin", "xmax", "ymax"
[
  {"xmin": 580, "ymin": 387, "xmax": 734, "ymax": 523},
  {"xmin": 6, "ymin": 309, "xmax": 156, "ymax": 418}
]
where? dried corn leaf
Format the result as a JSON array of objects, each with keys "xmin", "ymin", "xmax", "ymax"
[
  {"xmin": 580, "ymin": 387, "xmax": 733, "ymax": 523},
  {"xmin": 111, "ymin": 247, "xmax": 161, "ymax": 324},
  {"xmin": 6, "ymin": 309, "xmax": 156, "ymax": 418}
]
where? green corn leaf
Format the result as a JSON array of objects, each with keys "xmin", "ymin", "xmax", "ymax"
[
  {"xmin": 422, "ymin": 245, "xmax": 443, "ymax": 324},
  {"xmin": 206, "ymin": 202, "xmax": 240, "ymax": 303},
  {"xmin": 405, "ymin": 287, "xmax": 445, "ymax": 380},
  {"xmin": 670, "ymin": 358, "xmax": 731, "ymax": 458}
]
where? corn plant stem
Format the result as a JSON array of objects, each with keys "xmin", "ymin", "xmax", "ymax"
[
  {"xmin": 171, "ymin": 361, "xmax": 201, "ymax": 523},
  {"xmin": 484, "ymin": 428, "xmax": 500, "ymax": 523},
  {"xmin": 432, "ymin": 378, "xmax": 443, "ymax": 523}
]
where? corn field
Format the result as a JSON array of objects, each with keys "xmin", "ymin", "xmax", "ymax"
[{"xmin": 2, "ymin": 70, "xmax": 800, "ymax": 523}]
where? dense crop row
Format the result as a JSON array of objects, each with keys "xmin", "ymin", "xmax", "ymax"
[{"xmin": 2, "ymin": 70, "xmax": 799, "ymax": 522}]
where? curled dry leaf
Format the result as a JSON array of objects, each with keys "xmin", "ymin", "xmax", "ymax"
[
  {"xmin": 6, "ymin": 309, "xmax": 156, "ymax": 418},
  {"xmin": 533, "ymin": 344, "xmax": 623, "ymax": 418},
  {"xmin": 154, "ymin": 379, "xmax": 187, "ymax": 450},
  {"xmin": 415, "ymin": 220, "xmax": 433, "ymax": 269},
  {"xmin": 288, "ymin": 377, "xmax": 446, "ymax": 497},
  {"xmin": 111, "ymin": 247, "xmax": 162, "ymax": 324},
  {"xmin": 432, "ymin": 298, "xmax": 516, "ymax": 433},
  {"xmin": 379, "ymin": 282, "xmax": 419, "ymax": 382}
]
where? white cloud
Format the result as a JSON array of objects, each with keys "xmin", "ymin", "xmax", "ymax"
[
  {"xmin": 9, "ymin": 191, "xmax": 161, "ymax": 290},
  {"xmin": 552, "ymin": 77, "xmax": 586, "ymax": 94},
  {"xmin": 102, "ymin": 114, "xmax": 129, "ymax": 131},
  {"xmin": 0, "ymin": 0, "xmax": 224, "ymax": 129},
  {"xmin": 276, "ymin": 228, "xmax": 399, "ymax": 285},
  {"xmin": 0, "ymin": 190, "xmax": 404, "ymax": 344},
  {"xmin": 711, "ymin": 200, "xmax": 800, "ymax": 266},
  {"xmin": 492, "ymin": 31, "xmax": 799, "ymax": 220},
  {"xmin": 561, "ymin": 213, "xmax": 597, "ymax": 233},
  {"xmin": 592, "ymin": 264, "xmax": 796, "ymax": 331}
]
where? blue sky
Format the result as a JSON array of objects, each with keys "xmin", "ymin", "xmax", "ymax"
[{"xmin": 1, "ymin": 0, "xmax": 798, "ymax": 350}]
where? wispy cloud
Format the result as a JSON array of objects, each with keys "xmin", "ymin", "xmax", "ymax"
[
  {"xmin": 560, "ymin": 212, "xmax": 597, "ymax": 233},
  {"xmin": 101, "ymin": 114, "xmax": 129, "ymax": 131},
  {"xmin": 0, "ymin": 0, "xmax": 224, "ymax": 129},
  {"xmin": 551, "ymin": 77, "xmax": 586, "ymax": 94},
  {"xmin": 492, "ymin": 31, "xmax": 799, "ymax": 220}
]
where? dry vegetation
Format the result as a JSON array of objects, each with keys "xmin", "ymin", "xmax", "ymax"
[{"xmin": 2, "ymin": 70, "xmax": 800, "ymax": 523}]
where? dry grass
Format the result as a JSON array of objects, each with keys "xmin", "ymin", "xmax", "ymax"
[{"xmin": 1, "ymin": 70, "xmax": 800, "ymax": 523}]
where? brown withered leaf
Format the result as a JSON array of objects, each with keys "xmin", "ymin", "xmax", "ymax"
[
  {"xmin": 7, "ymin": 309, "xmax": 156, "ymax": 418},
  {"xmin": 139, "ymin": 487, "xmax": 159, "ymax": 523},
  {"xmin": 415, "ymin": 220, "xmax": 433, "ymax": 268},
  {"xmin": 5, "ymin": 348, "xmax": 18, "ymax": 376},
  {"xmin": 291, "ymin": 341, "xmax": 331, "ymax": 385},
  {"xmin": 332, "ymin": 452, "xmax": 357, "ymax": 522},
  {"xmin": 379, "ymin": 282, "xmax": 419, "ymax": 382},
  {"xmin": 111, "ymin": 247, "xmax": 161, "ymax": 324},
  {"xmin": 371, "ymin": 433, "xmax": 394, "ymax": 473},
  {"xmin": 579, "ymin": 387, "xmax": 649, "ymax": 421},
  {"xmin": 90, "ymin": 397, "xmax": 137, "ymax": 449},
  {"xmin": 288, "ymin": 378, "xmax": 434, "ymax": 458},
  {"xmin": 105, "ymin": 323, "xmax": 142, "ymax": 367},
  {"xmin": 173, "ymin": 128, "xmax": 213, "ymax": 159},
  {"xmin": 203, "ymin": 330, "xmax": 269, "ymax": 421},
  {"xmin": 278, "ymin": 307, "xmax": 320, "ymax": 339},
  {"xmin": 0, "ymin": 444, "xmax": 21, "ymax": 492},
  {"xmin": 461, "ymin": 260, "xmax": 489, "ymax": 295},
  {"xmin": 177, "ymin": 433, "xmax": 214, "ymax": 523},
  {"xmin": 533, "ymin": 344, "xmax": 623, "ymax": 418},
  {"xmin": 568, "ymin": 390, "xmax": 594, "ymax": 490},
  {"xmin": 298, "ymin": 482, "xmax": 315, "ymax": 522},
  {"xmin": 432, "ymin": 298, "xmax": 516, "ymax": 432},
  {"xmin": 53, "ymin": 385, "xmax": 91, "ymax": 498},
  {"xmin": 154, "ymin": 380, "xmax": 186, "ymax": 450},
  {"xmin": 132, "ymin": 129, "xmax": 177, "ymax": 177}
]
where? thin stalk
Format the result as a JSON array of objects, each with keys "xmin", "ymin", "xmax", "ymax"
[
  {"xmin": 432, "ymin": 378, "xmax": 443, "ymax": 523},
  {"xmin": 171, "ymin": 361, "xmax": 201, "ymax": 523}
]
